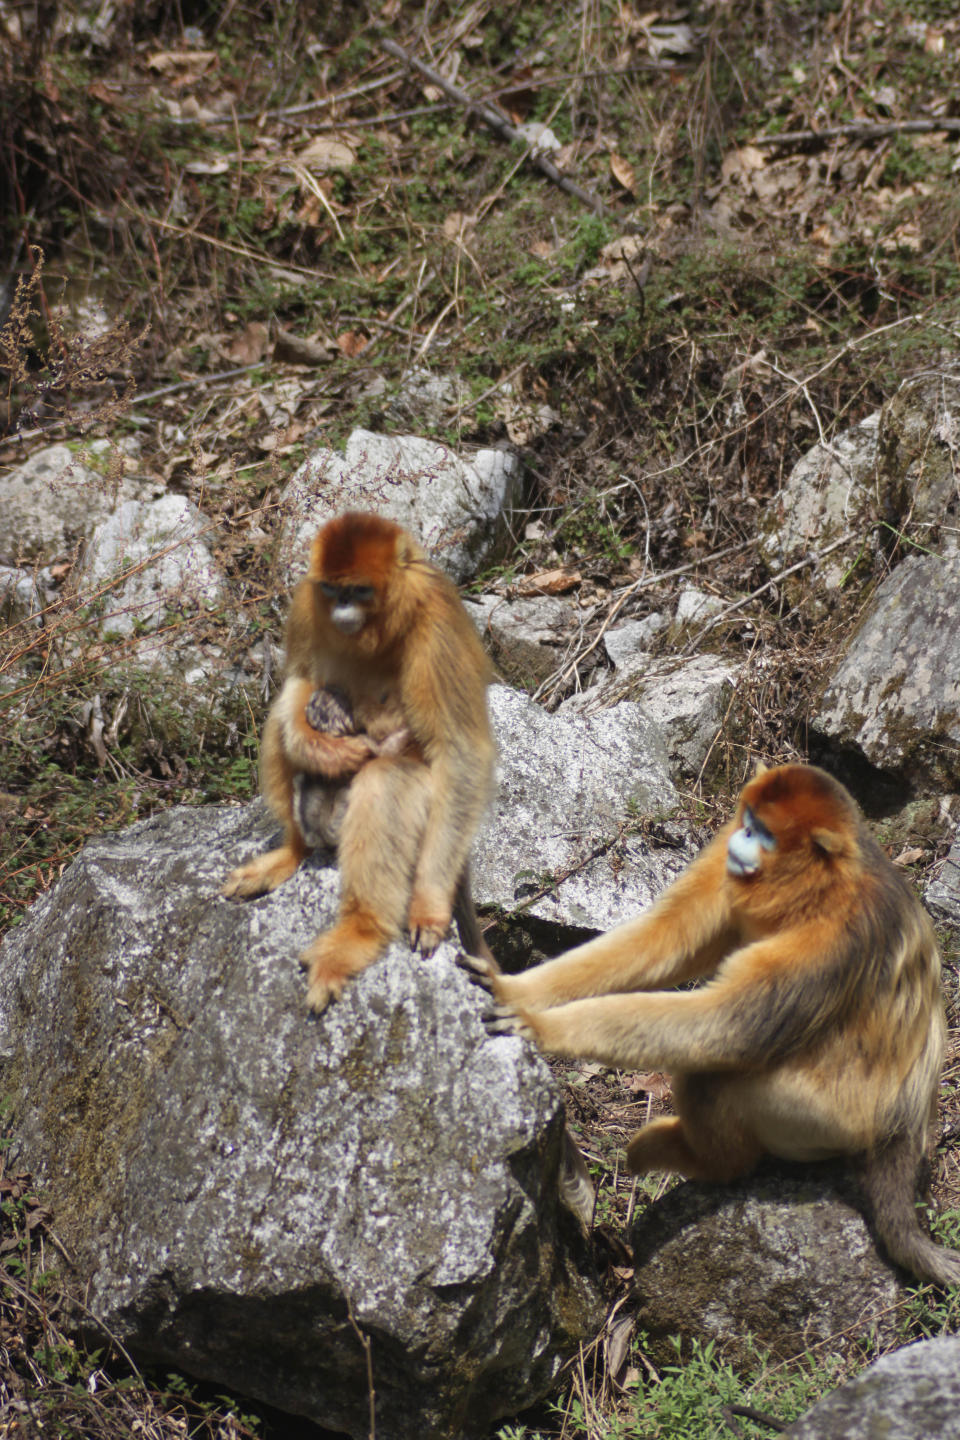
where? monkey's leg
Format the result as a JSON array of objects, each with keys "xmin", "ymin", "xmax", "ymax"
[
  {"xmin": 627, "ymin": 1118, "xmax": 706, "ymax": 1177},
  {"xmin": 222, "ymin": 709, "xmax": 308, "ymax": 898},
  {"xmin": 302, "ymin": 758, "xmax": 431, "ymax": 1013},
  {"xmin": 627, "ymin": 1074, "xmax": 762, "ymax": 1183},
  {"xmin": 407, "ymin": 747, "xmax": 495, "ymax": 958}
]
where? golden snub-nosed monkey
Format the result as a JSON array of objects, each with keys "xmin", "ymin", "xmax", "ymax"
[
  {"xmin": 462, "ymin": 763, "xmax": 960, "ymax": 1286},
  {"xmin": 224, "ymin": 511, "xmax": 496, "ymax": 1012}
]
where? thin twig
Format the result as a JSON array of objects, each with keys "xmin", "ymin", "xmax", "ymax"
[
  {"xmin": 7, "ymin": 365, "xmax": 268, "ymax": 442},
  {"xmin": 680, "ymin": 530, "xmax": 857, "ymax": 654},
  {"xmin": 348, "ymin": 1309, "xmax": 376, "ymax": 1440},
  {"xmin": 121, "ymin": 202, "xmax": 346, "ymax": 283},
  {"xmin": 754, "ymin": 117, "xmax": 960, "ymax": 148},
  {"xmin": 381, "ymin": 39, "xmax": 608, "ymax": 215},
  {"xmin": 623, "ymin": 312, "xmax": 926, "ymax": 494},
  {"xmin": 166, "ymin": 70, "xmax": 406, "ymax": 124},
  {"xmin": 533, "ymin": 537, "xmax": 758, "ymax": 704}
]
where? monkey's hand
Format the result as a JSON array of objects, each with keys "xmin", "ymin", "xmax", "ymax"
[
  {"xmin": 372, "ymin": 726, "xmax": 414, "ymax": 760},
  {"xmin": 221, "ymin": 844, "xmax": 302, "ymax": 898},
  {"xmin": 299, "ymin": 730, "xmax": 377, "ymax": 780},
  {"xmin": 407, "ymin": 890, "xmax": 452, "ymax": 957},
  {"xmin": 455, "ymin": 953, "xmax": 539, "ymax": 1044}
]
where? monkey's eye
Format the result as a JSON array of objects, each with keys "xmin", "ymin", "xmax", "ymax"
[
  {"xmin": 742, "ymin": 808, "xmax": 774, "ymax": 847},
  {"xmin": 319, "ymin": 582, "xmax": 375, "ymax": 605}
]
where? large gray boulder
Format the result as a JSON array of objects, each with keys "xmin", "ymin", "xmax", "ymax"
[
  {"xmin": 816, "ymin": 551, "xmax": 960, "ymax": 783},
  {"xmin": 759, "ymin": 414, "xmax": 879, "ymax": 594},
  {"xmin": 877, "ymin": 372, "xmax": 960, "ymax": 547},
  {"xmin": 631, "ymin": 1167, "xmax": 906, "ymax": 1368},
  {"xmin": 468, "ymin": 593, "xmax": 579, "ymax": 687},
  {"xmin": 276, "ymin": 429, "xmax": 519, "ymax": 584},
  {"xmin": 784, "ymin": 1337, "xmax": 960, "ymax": 1439},
  {"xmin": 81, "ymin": 494, "xmax": 226, "ymax": 637},
  {"xmin": 478, "ymin": 685, "xmax": 687, "ymax": 931},
  {"xmin": 0, "ymin": 440, "xmax": 152, "ymax": 563},
  {"xmin": 0, "ymin": 802, "xmax": 601, "ymax": 1440}
]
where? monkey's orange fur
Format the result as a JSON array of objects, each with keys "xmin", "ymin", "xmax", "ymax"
[
  {"xmin": 469, "ymin": 764, "xmax": 959, "ymax": 1286},
  {"xmin": 223, "ymin": 512, "xmax": 495, "ymax": 1011}
]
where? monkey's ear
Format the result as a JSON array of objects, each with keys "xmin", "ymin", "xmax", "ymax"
[
  {"xmin": 752, "ymin": 759, "xmax": 769, "ymax": 777},
  {"xmin": 396, "ymin": 533, "xmax": 417, "ymax": 567},
  {"xmin": 811, "ymin": 826, "xmax": 845, "ymax": 856}
]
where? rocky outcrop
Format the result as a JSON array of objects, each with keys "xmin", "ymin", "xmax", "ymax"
[
  {"xmin": 631, "ymin": 1166, "xmax": 906, "ymax": 1368},
  {"xmin": 0, "ymin": 802, "xmax": 601, "ymax": 1440},
  {"xmin": 816, "ymin": 551, "xmax": 960, "ymax": 784},
  {"xmin": 478, "ymin": 684, "xmax": 686, "ymax": 931},
  {"xmin": 276, "ymin": 429, "xmax": 520, "ymax": 583}
]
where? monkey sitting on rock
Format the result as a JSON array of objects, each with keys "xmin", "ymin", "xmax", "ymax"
[{"xmin": 463, "ymin": 763, "xmax": 960, "ymax": 1286}]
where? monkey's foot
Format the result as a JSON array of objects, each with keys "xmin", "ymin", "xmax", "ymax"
[
  {"xmin": 300, "ymin": 919, "xmax": 388, "ymax": 1014},
  {"xmin": 626, "ymin": 1118, "xmax": 690, "ymax": 1176},
  {"xmin": 407, "ymin": 891, "xmax": 451, "ymax": 957},
  {"xmin": 626, "ymin": 1117, "xmax": 739, "ymax": 1180},
  {"xmin": 221, "ymin": 845, "xmax": 302, "ymax": 899}
]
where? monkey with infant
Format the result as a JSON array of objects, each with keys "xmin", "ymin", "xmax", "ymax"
[{"xmin": 223, "ymin": 511, "xmax": 496, "ymax": 1012}]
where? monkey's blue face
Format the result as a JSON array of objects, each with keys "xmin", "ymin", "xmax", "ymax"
[
  {"xmin": 726, "ymin": 807, "xmax": 776, "ymax": 877},
  {"xmin": 320, "ymin": 582, "xmax": 376, "ymax": 635}
]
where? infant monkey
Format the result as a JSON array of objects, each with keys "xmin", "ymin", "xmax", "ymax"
[{"xmin": 292, "ymin": 685, "xmax": 414, "ymax": 849}]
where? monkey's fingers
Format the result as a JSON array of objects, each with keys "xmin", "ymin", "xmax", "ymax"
[
  {"xmin": 455, "ymin": 950, "xmax": 499, "ymax": 993},
  {"xmin": 410, "ymin": 923, "xmax": 447, "ymax": 957},
  {"xmin": 407, "ymin": 892, "xmax": 451, "ymax": 958},
  {"xmin": 483, "ymin": 1003, "xmax": 538, "ymax": 1044},
  {"xmin": 298, "ymin": 950, "xmax": 344, "ymax": 1014},
  {"xmin": 305, "ymin": 976, "xmax": 339, "ymax": 1014},
  {"xmin": 300, "ymin": 921, "xmax": 387, "ymax": 1014}
]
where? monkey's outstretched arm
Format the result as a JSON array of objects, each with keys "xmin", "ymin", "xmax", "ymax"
[
  {"xmin": 485, "ymin": 832, "xmax": 738, "ymax": 1012},
  {"xmin": 468, "ymin": 926, "xmax": 838, "ymax": 1068},
  {"xmin": 509, "ymin": 988, "xmax": 754, "ymax": 1071}
]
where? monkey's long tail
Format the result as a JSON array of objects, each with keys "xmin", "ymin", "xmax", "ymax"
[{"xmin": 860, "ymin": 1135, "xmax": 960, "ymax": 1287}]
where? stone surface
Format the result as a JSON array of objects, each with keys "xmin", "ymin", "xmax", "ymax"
[
  {"xmin": 0, "ymin": 441, "xmax": 152, "ymax": 562},
  {"xmin": 469, "ymin": 594, "xmax": 579, "ymax": 687},
  {"xmin": 0, "ymin": 802, "xmax": 601, "ymax": 1440},
  {"xmin": 675, "ymin": 585, "xmax": 725, "ymax": 624},
  {"xmin": 385, "ymin": 367, "xmax": 465, "ymax": 427},
  {"xmin": 631, "ymin": 1166, "xmax": 905, "ymax": 1369},
  {"xmin": 784, "ymin": 1337, "xmax": 960, "ymax": 1439},
  {"xmin": 81, "ymin": 494, "xmax": 225, "ymax": 636},
  {"xmin": 0, "ymin": 564, "xmax": 43, "ymax": 624},
  {"xmin": 477, "ymin": 685, "xmax": 687, "ymax": 931},
  {"xmin": 816, "ymin": 551, "xmax": 960, "ymax": 783},
  {"xmin": 878, "ymin": 372, "xmax": 960, "ymax": 549},
  {"xmin": 760, "ymin": 413, "xmax": 879, "ymax": 589},
  {"xmin": 603, "ymin": 613, "xmax": 668, "ymax": 667},
  {"xmin": 926, "ymin": 826, "xmax": 960, "ymax": 927},
  {"xmin": 557, "ymin": 654, "xmax": 739, "ymax": 781},
  {"xmin": 625, "ymin": 655, "xmax": 740, "ymax": 777},
  {"xmin": 276, "ymin": 429, "xmax": 520, "ymax": 584}
]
